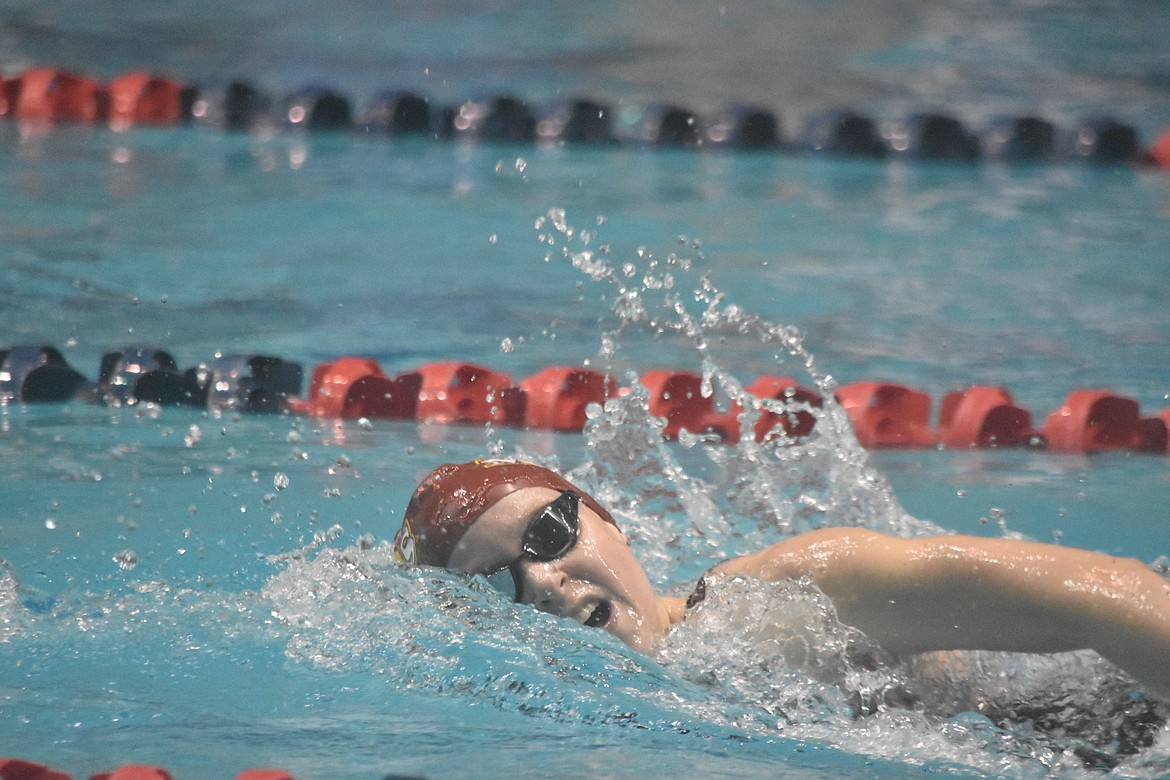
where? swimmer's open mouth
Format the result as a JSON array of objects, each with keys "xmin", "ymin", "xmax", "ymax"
[{"xmin": 583, "ymin": 600, "xmax": 611, "ymax": 628}]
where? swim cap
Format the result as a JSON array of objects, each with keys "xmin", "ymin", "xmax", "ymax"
[{"xmin": 393, "ymin": 459, "xmax": 617, "ymax": 568}]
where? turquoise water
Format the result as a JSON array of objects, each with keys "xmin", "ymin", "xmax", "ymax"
[{"xmin": 3, "ymin": 2, "xmax": 1170, "ymax": 778}]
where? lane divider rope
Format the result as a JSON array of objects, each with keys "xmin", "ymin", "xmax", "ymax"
[
  {"xmin": 2, "ymin": 345, "xmax": 1167, "ymax": 455},
  {"xmin": 1, "ymin": 68, "xmax": 1168, "ymax": 166},
  {"xmin": 0, "ymin": 757, "xmax": 298, "ymax": 780}
]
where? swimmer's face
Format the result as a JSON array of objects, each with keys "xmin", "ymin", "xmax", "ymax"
[{"xmin": 447, "ymin": 486, "xmax": 667, "ymax": 652}]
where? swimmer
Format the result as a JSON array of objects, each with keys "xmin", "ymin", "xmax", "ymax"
[{"xmin": 393, "ymin": 459, "xmax": 1170, "ymax": 699}]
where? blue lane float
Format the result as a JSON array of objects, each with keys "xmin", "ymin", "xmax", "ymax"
[{"xmin": 2, "ymin": 67, "xmax": 1164, "ymax": 167}]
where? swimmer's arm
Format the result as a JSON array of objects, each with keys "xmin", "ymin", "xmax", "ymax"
[{"xmin": 712, "ymin": 527, "xmax": 1170, "ymax": 698}]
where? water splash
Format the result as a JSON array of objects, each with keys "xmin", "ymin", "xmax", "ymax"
[
  {"xmin": 538, "ymin": 207, "xmax": 935, "ymax": 547},
  {"xmin": 259, "ymin": 539, "xmax": 748, "ymax": 735},
  {"xmin": 522, "ymin": 207, "xmax": 1169, "ymax": 776}
]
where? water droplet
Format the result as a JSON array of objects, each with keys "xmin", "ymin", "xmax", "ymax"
[
  {"xmin": 113, "ymin": 550, "xmax": 137, "ymax": 571},
  {"xmin": 184, "ymin": 424, "xmax": 202, "ymax": 448},
  {"xmin": 274, "ymin": 472, "xmax": 290, "ymax": 491},
  {"xmin": 45, "ymin": 518, "xmax": 57, "ymax": 530}
]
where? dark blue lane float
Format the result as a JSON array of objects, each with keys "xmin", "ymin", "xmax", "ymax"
[
  {"xmin": 797, "ymin": 108, "xmax": 887, "ymax": 158},
  {"xmin": 883, "ymin": 113, "xmax": 982, "ymax": 162},
  {"xmin": 4, "ymin": 343, "xmax": 1169, "ymax": 455},
  {"xmin": 358, "ymin": 90, "xmax": 431, "ymax": 136},
  {"xmin": 188, "ymin": 80, "xmax": 271, "ymax": 131},
  {"xmin": 1065, "ymin": 116, "xmax": 1143, "ymax": 163},
  {"xmin": 537, "ymin": 98, "xmax": 615, "ymax": 144},
  {"xmin": 703, "ymin": 105, "xmax": 783, "ymax": 149},
  {"xmin": 981, "ymin": 115, "xmax": 1058, "ymax": 162},
  {"xmin": 0, "ymin": 346, "xmax": 86, "ymax": 403},
  {"xmin": 283, "ymin": 86, "xmax": 353, "ymax": 132},
  {"xmin": 1, "ymin": 66, "xmax": 1165, "ymax": 167}
]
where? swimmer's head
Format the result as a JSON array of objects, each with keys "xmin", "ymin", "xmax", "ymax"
[
  {"xmin": 393, "ymin": 459, "xmax": 617, "ymax": 568},
  {"xmin": 395, "ymin": 459, "xmax": 671, "ymax": 651}
]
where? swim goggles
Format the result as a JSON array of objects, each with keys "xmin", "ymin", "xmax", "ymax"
[{"xmin": 482, "ymin": 490, "xmax": 580, "ymax": 602}]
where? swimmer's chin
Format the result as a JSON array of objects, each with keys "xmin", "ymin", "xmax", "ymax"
[
  {"xmin": 574, "ymin": 599, "xmax": 639, "ymax": 647},
  {"xmin": 568, "ymin": 598, "xmax": 672, "ymax": 654}
]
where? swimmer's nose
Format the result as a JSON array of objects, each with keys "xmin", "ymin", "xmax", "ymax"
[{"xmin": 518, "ymin": 560, "xmax": 570, "ymax": 614}]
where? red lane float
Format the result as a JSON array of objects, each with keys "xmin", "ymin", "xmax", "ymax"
[
  {"xmin": 12, "ymin": 68, "xmax": 108, "ymax": 124},
  {"xmin": 412, "ymin": 362, "xmax": 524, "ymax": 426},
  {"xmin": 937, "ymin": 385, "xmax": 1033, "ymax": 449},
  {"xmin": 294, "ymin": 356, "xmax": 419, "ymax": 419},
  {"xmin": 1040, "ymin": 389, "xmax": 1150, "ymax": 454},
  {"xmin": 88, "ymin": 766, "xmax": 172, "ymax": 780},
  {"xmin": 833, "ymin": 382, "xmax": 937, "ymax": 449},
  {"xmin": 744, "ymin": 376, "xmax": 822, "ymax": 443},
  {"xmin": 1148, "ymin": 129, "xmax": 1170, "ymax": 168},
  {"xmin": 519, "ymin": 365, "xmax": 615, "ymax": 431},
  {"xmin": 0, "ymin": 762, "xmax": 304, "ymax": 780},
  {"xmin": 106, "ymin": 72, "xmax": 185, "ymax": 129},
  {"xmin": 641, "ymin": 369, "xmax": 735, "ymax": 440},
  {"xmin": 0, "ymin": 76, "xmax": 16, "ymax": 118},
  {"xmin": 0, "ymin": 757, "xmax": 72, "ymax": 780}
]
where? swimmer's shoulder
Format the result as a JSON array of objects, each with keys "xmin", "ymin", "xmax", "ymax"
[{"xmin": 709, "ymin": 526, "xmax": 892, "ymax": 583}]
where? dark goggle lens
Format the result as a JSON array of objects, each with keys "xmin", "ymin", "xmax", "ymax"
[{"xmin": 521, "ymin": 490, "xmax": 580, "ymax": 560}]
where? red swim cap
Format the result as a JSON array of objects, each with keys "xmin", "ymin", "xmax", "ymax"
[{"xmin": 393, "ymin": 459, "xmax": 617, "ymax": 568}]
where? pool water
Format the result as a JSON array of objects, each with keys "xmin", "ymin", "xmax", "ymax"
[{"xmin": 2, "ymin": 2, "xmax": 1170, "ymax": 778}]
